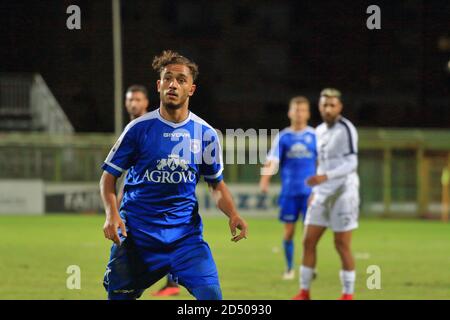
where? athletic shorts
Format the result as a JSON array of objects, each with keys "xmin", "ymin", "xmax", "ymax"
[
  {"xmin": 304, "ymin": 187, "xmax": 359, "ymax": 232},
  {"xmin": 279, "ymin": 194, "xmax": 310, "ymax": 223},
  {"xmin": 103, "ymin": 231, "xmax": 220, "ymax": 300}
]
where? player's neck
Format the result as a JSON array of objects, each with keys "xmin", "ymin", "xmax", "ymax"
[
  {"xmin": 129, "ymin": 111, "xmax": 147, "ymax": 121},
  {"xmin": 325, "ymin": 115, "xmax": 342, "ymax": 127},
  {"xmin": 290, "ymin": 123, "xmax": 307, "ymax": 132},
  {"xmin": 159, "ymin": 104, "xmax": 190, "ymax": 123},
  {"xmin": 129, "ymin": 112, "xmax": 145, "ymax": 121}
]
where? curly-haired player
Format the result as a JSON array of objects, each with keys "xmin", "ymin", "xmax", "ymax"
[{"xmin": 100, "ymin": 50, "xmax": 248, "ymax": 300}]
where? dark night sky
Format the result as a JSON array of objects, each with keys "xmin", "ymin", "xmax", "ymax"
[{"xmin": 1, "ymin": 0, "xmax": 449, "ymax": 132}]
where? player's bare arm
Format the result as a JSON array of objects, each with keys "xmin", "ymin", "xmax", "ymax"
[
  {"xmin": 208, "ymin": 180, "xmax": 248, "ymax": 242},
  {"xmin": 116, "ymin": 186, "xmax": 124, "ymax": 207},
  {"xmin": 259, "ymin": 160, "xmax": 279, "ymax": 193},
  {"xmin": 100, "ymin": 171, "xmax": 127, "ymax": 245}
]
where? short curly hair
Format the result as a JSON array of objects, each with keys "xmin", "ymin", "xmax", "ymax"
[{"xmin": 152, "ymin": 50, "xmax": 199, "ymax": 81}]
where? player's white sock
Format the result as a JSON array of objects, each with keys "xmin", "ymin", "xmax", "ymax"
[
  {"xmin": 300, "ymin": 265, "xmax": 314, "ymax": 290},
  {"xmin": 339, "ymin": 270, "xmax": 356, "ymax": 294}
]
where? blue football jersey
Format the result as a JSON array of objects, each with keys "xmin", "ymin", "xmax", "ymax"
[
  {"xmin": 102, "ymin": 108, "xmax": 223, "ymax": 243},
  {"xmin": 267, "ymin": 127, "xmax": 317, "ymax": 197}
]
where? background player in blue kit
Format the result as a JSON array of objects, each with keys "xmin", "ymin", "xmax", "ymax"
[
  {"xmin": 259, "ymin": 96, "xmax": 317, "ymax": 280},
  {"xmin": 100, "ymin": 50, "xmax": 248, "ymax": 300}
]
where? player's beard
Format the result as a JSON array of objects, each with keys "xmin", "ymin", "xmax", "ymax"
[
  {"xmin": 324, "ymin": 114, "xmax": 338, "ymax": 126},
  {"xmin": 130, "ymin": 109, "xmax": 146, "ymax": 120},
  {"xmin": 163, "ymin": 94, "xmax": 187, "ymax": 110},
  {"xmin": 164, "ymin": 102, "xmax": 183, "ymax": 110},
  {"xmin": 129, "ymin": 107, "xmax": 139, "ymax": 119}
]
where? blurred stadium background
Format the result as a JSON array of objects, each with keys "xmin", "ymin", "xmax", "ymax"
[{"xmin": 0, "ymin": 0, "xmax": 449, "ymax": 299}]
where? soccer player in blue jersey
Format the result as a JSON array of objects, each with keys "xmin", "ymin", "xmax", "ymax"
[
  {"xmin": 100, "ymin": 50, "xmax": 248, "ymax": 300},
  {"xmin": 259, "ymin": 96, "xmax": 317, "ymax": 280},
  {"xmin": 117, "ymin": 84, "xmax": 181, "ymax": 297}
]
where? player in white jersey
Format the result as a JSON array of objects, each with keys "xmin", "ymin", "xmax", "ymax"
[{"xmin": 293, "ymin": 88, "xmax": 359, "ymax": 300}]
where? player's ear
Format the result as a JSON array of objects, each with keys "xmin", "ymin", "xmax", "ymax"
[
  {"xmin": 188, "ymin": 84, "xmax": 196, "ymax": 97},
  {"xmin": 156, "ymin": 79, "xmax": 161, "ymax": 93}
]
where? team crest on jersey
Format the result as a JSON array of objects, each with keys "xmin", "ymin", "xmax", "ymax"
[
  {"xmin": 190, "ymin": 139, "xmax": 201, "ymax": 154},
  {"xmin": 304, "ymin": 135, "xmax": 312, "ymax": 144},
  {"xmin": 287, "ymin": 143, "xmax": 313, "ymax": 159},
  {"xmin": 157, "ymin": 154, "xmax": 189, "ymax": 171}
]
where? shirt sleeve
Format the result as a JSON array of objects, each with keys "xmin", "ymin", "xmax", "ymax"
[
  {"xmin": 266, "ymin": 132, "xmax": 282, "ymax": 162},
  {"xmin": 102, "ymin": 124, "xmax": 138, "ymax": 177},
  {"xmin": 326, "ymin": 124, "xmax": 358, "ymax": 179},
  {"xmin": 313, "ymin": 134, "xmax": 318, "ymax": 159},
  {"xmin": 326, "ymin": 154, "xmax": 358, "ymax": 180},
  {"xmin": 342, "ymin": 121, "xmax": 358, "ymax": 156},
  {"xmin": 200, "ymin": 128, "xmax": 224, "ymax": 183}
]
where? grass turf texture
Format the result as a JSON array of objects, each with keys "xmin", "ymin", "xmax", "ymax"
[{"xmin": 0, "ymin": 215, "xmax": 449, "ymax": 300}]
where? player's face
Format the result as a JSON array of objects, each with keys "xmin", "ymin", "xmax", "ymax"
[
  {"xmin": 319, "ymin": 96, "xmax": 342, "ymax": 124},
  {"xmin": 157, "ymin": 64, "xmax": 196, "ymax": 110},
  {"xmin": 125, "ymin": 91, "xmax": 148, "ymax": 120},
  {"xmin": 288, "ymin": 103, "xmax": 310, "ymax": 126}
]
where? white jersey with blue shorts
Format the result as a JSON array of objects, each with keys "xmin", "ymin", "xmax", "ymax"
[{"xmin": 305, "ymin": 116, "xmax": 360, "ymax": 232}]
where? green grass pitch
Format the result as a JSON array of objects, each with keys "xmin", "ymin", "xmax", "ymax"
[{"xmin": 0, "ymin": 215, "xmax": 449, "ymax": 300}]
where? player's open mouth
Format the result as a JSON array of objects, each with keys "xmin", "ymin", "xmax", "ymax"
[{"xmin": 166, "ymin": 92, "xmax": 178, "ymax": 97}]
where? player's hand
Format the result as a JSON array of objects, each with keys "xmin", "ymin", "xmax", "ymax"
[
  {"xmin": 306, "ymin": 174, "xmax": 328, "ymax": 186},
  {"xmin": 103, "ymin": 214, "xmax": 127, "ymax": 245},
  {"xmin": 229, "ymin": 214, "xmax": 248, "ymax": 242}
]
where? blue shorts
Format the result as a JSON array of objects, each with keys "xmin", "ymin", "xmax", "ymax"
[
  {"xmin": 279, "ymin": 194, "xmax": 310, "ymax": 223},
  {"xmin": 103, "ymin": 231, "xmax": 220, "ymax": 300}
]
